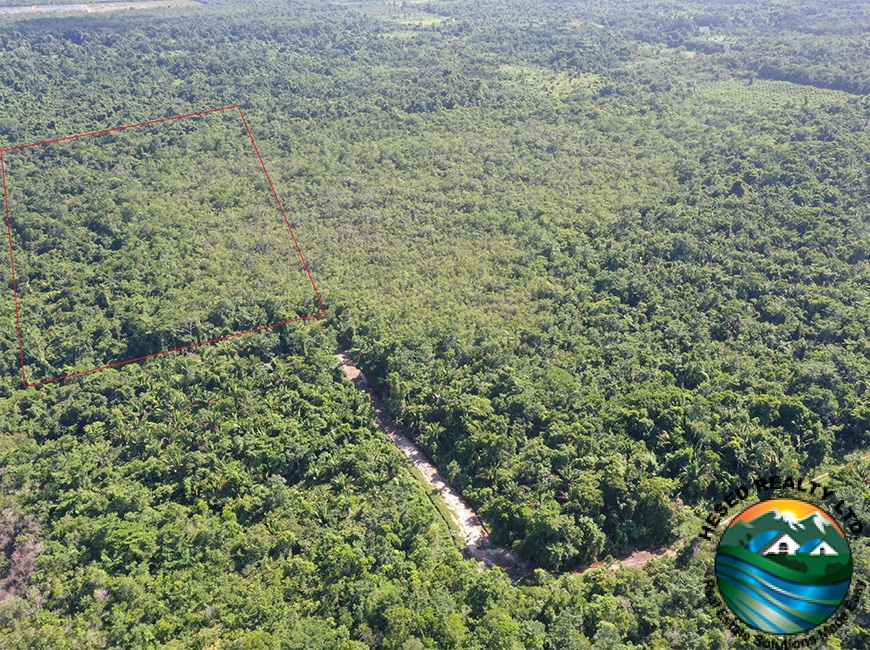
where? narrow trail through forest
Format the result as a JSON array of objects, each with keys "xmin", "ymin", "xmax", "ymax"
[
  {"xmin": 576, "ymin": 453, "xmax": 870, "ymax": 576},
  {"xmin": 337, "ymin": 352, "xmax": 870, "ymax": 577},
  {"xmin": 336, "ymin": 352, "xmax": 529, "ymax": 573}
]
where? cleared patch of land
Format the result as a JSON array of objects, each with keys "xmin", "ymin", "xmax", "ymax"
[
  {"xmin": 331, "ymin": 0, "xmax": 452, "ymax": 31},
  {"xmin": 88, "ymin": 1, "xmax": 203, "ymax": 12},
  {"xmin": 0, "ymin": 0, "xmax": 201, "ymax": 16},
  {"xmin": 693, "ymin": 78, "xmax": 854, "ymax": 110},
  {"xmin": 498, "ymin": 63, "xmax": 601, "ymax": 99}
]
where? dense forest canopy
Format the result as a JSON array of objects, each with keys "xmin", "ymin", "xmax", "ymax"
[
  {"xmin": 4, "ymin": 108, "xmax": 320, "ymax": 384},
  {"xmin": 0, "ymin": 0, "xmax": 178, "ymax": 7},
  {"xmin": 1, "ymin": 0, "xmax": 870, "ymax": 648}
]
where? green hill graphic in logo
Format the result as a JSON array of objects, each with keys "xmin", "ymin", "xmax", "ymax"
[{"xmin": 715, "ymin": 497, "xmax": 852, "ymax": 634}]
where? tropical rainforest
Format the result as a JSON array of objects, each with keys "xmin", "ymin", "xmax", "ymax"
[{"xmin": 1, "ymin": 0, "xmax": 870, "ymax": 648}]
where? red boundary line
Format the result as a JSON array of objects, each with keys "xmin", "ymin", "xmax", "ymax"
[
  {"xmin": 1, "ymin": 106, "xmax": 240, "ymax": 153},
  {"xmin": 1, "ymin": 106, "xmax": 325, "ymax": 387},
  {"xmin": 237, "ymin": 107, "xmax": 325, "ymax": 313},
  {"xmin": 1, "ymin": 150, "xmax": 26, "ymax": 387},
  {"xmin": 25, "ymin": 311, "xmax": 327, "ymax": 387}
]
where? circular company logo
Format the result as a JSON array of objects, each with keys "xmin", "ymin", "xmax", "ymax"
[{"xmin": 715, "ymin": 498, "xmax": 853, "ymax": 635}]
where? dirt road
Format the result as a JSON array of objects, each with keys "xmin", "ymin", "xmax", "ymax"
[
  {"xmin": 336, "ymin": 352, "xmax": 528, "ymax": 572},
  {"xmin": 339, "ymin": 351, "xmax": 870, "ymax": 577},
  {"xmin": 576, "ymin": 455, "xmax": 870, "ymax": 575},
  {"xmin": 578, "ymin": 546, "xmax": 678, "ymax": 576}
]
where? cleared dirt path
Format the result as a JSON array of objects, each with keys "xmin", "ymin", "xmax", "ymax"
[
  {"xmin": 339, "ymin": 352, "xmax": 870, "ymax": 577},
  {"xmin": 336, "ymin": 352, "xmax": 528, "ymax": 572},
  {"xmin": 577, "ymin": 546, "xmax": 679, "ymax": 577},
  {"xmin": 577, "ymin": 454, "xmax": 870, "ymax": 575}
]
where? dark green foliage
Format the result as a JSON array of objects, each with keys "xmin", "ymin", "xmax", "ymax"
[
  {"xmin": 1, "ymin": 0, "xmax": 870, "ymax": 647},
  {"xmin": 0, "ymin": 338, "xmax": 478, "ymax": 649},
  {"xmin": 4, "ymin": 112, "xmax": 315, "ymax": 383}
]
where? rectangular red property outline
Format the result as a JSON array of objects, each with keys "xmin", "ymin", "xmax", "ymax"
[{"xmin": 1, "ymin": 105, "xmax": 325, "ymax": 387}]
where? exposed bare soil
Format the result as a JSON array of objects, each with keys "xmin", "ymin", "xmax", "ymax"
[
  {"xmin": 578, "ymin": 546, "xmax": 678, "ymax": 576},
  {"xmin": 336, "ymin": 352, "xmax": 529, "ymax": 573},
  {"xmin": 339, "ymin": 353, "xmax": 870, "ymax": 578}
]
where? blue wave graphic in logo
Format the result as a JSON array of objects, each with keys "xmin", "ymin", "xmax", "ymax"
[{"xmin": 715, "ymin": 552, "xmax": 850, "ymax": 634}]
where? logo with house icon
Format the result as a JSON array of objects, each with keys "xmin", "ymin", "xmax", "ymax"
[{"xmin": 715, "ymin": 498, "xmax": 852, "ymax": 634}]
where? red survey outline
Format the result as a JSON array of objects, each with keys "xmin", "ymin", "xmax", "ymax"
[{"xmin": 1, "ymin": 105, "xmax": 325, "ymax": 387}]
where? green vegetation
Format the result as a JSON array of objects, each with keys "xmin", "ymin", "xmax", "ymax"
[
  {"xmin": 1, "ymin": 0, "xmax": 870, "ymax": 647},
  {"xmin": 405, "ymin": 462, "xmax": 465, "ymax": 552},
  {"xmin": 0, "ymin": 0, "xmax": 163, "ymax": 6},
  {"xmin": 4, "ymin": 110, "xmax": 318, "ymax": 384}
]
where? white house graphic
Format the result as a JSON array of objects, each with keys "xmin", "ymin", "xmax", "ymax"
[
  {"xmin": 762, "ymin": 533, "xmax": 800, "ymax": 556},
  {"xmin": 760, "ymin": 532, "xmax": 839, "ymax": 557},
  {"xmin": 809, "ymin": 541, "xmax": 837, "ymax": 556}
]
